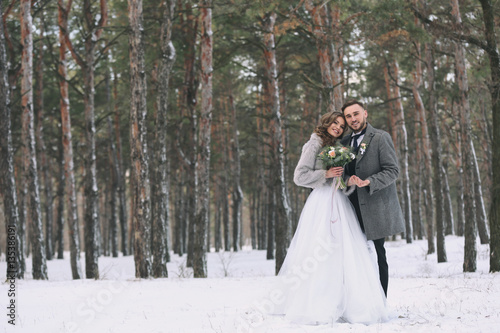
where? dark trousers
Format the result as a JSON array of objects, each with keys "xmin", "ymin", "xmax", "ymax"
[{"xmin": 348, "ymin": 188, "xmax": 389, "ymax": 296}]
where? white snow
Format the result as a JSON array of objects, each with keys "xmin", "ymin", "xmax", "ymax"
[{"xmin": 1, "ymin": 235, "xmax": 499, "ymax": 333}]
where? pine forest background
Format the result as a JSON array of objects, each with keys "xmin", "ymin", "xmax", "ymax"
[{"xmin": 1, "ymin": 0, "xmax": 499, "ymax": 280}]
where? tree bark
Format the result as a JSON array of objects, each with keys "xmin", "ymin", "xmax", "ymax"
[
  {"xmin": 61, "ymin": 0, "xmax": 107, "ymax": 279},
  {"xmin": 214, "ymin": 185, "xmax": 222, "ymax": 252},
  {"xmin": 82, "ymin": 0, "xmax": 107, "ymax": 279},
  {"xmin": 250, "ymin": 190, "xmax": 257, "ymax": 249},
  {"xmin": 55, "ymin": 137, "xmax": 65, "ymax": 260},
  {"xmin": 152, "ymin": 0, "xmax": 176, "ymax": 278},
  {"xmin": 307, "ymin": 0, "xmax": 335, "ymax": 113},
  {"xmin": 424, "ymin": 43, "xmax": 446, "ymax": 262},
  {"xmin": 450, "ymin": 0, "xmax": 476, "ymax": 272},
  {"xmin": 178, "ymin": 1, "xmax": 199, "ymax": 267},
  {"xmin": 409, "ymin": 52, "xmax": 435, "ymax": 253},
  {"xmin": 0, "ymin": 0, "xmax": 23, "ymax": 279},
  {"xmin": 266, "ymin": 188, "xmax": 275, "ymax": 260},
  {"xmin": 262, "ymin": 12, "xmax": 292, "ymax": 274},
  {"xmin": 34, "ymin": 15, "xmax": 54, "ymax": 261},
  {"xmin": 410, "ymin": 106, "xmax": 424, "ymax": 240},
  {"xmin": 173, "ymin": 167, "xmax": 185, "ymax": 255},
  {"xmin": 471, "ymin": 143, "xmax": 489, "ymax": 245},
  {"xmin": 477, "ymin": 0, "xmax": 500, "ymax": 272},
  {"xmin": 107, "ymin": 117, "xmax": 119, "ymax": 258},
  {"xmin": 222, "ymin": 160, "xmax": 231, "ymax": 251},
  {"xmin": 129, "ymin": 0, "xmax": 152, "ymax": 278},
  {"xmin": 192, "ymin": 0, "xmax": 213, "ymax": 278},
  {"xmin": 229, "ymin": 90, "xmax": 243, "ymax": 252},
  {"xmin": 58, "ymin": 0, "xmax": 83, "ymax": 279},
  {"xmin": 391, "ymin": 60, "xmax": 412, "ymax": 243},
  {"xmin": 452, "ymin": 104, "xmax": 465, "ymax": 236},
  {"xmin": 442, "ymin": 161, "xmax": 455, "ymax": 235},
  {"xmin": 21, "ymin": 0, "xmax": 48, "ymax": 280},
  {"xmin": 328, "ymin": 3, "xmax": 344, "ymax": 111},
  {"xmin": 113, "ymin": 73, "xmax": 128, "ymax": 256},
  {"xmin": 219, "ymin": 106, "xmax": 231, "ymax": 251}
]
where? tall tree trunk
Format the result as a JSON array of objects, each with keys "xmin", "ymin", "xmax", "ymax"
[
  {"xmin": 129, "ymin": 0, "xmax": 152, "ymax": 278},
  {"xmin": 477, "ymin": 0, "xmax": 500, "ymax": 272},
  {"xmin": 173, "ymin": 168, "xmax": 184, "ymax": 255},
  {"xmin": 192, "ymin": 0, "xmax": 213, "ymax": 278},
  {"xmin": 222, "ymin": 161, "xmax": 231, "ymax": 251},
  {"xmin": 107, "ymin": 117, "xmax": 119, "ymax": 258},
  {"xmin": 58, "ymin": 0, "xmax": 83, "ymax": 279},
  {"xmin": 113, "ymin": 73, "xmax": 128, "ymax": 256},
  {"xmin": 19, "ymin": 178, "xmax": 27, "ymax": 274},
  {"xmin": 383, "ymin": 66, "xmax": 398, "ymax": 144},
  {"xmin": 179, "ymin": 1, "xmax": 199, "ymax": 267},
  {"xmin": 250, "ymin": 190, "xmax": 257, "ymax": 249},
  {"xmin": 409, "ymin": 53, "xmax": 434, "ymax": 253},
  {"xmin": 471, "ymin": 143, "xmax": 489, "ymax": 244},
  {"xmin": 229, "ymin": 89, "xmax": 243, "ymax": 252},
  {"xmin": 266, "ymin": 188, "xmax": 275, "ymax": 260},
  {"xmin": 82, "ymin": 0, "xmax": 106, "ymax": 279},
  {"xmin": 307, "ymin": 0, "xmax": 335, "ymax": 113},
  {"xmin": 34, "ymin": 15, "xmax": 54, "ymax": 261},
  {"xmin": 451, "ymin": 0, "xmax": 476, "ymax": 272},
  {"xmin": 218, "ymin": 108, "xmax": 230, "ymax": 252},
  {"xmin": 101, "ymin": 177, "xmax": 110, "ymax": 257},
  {"xmin": 387, "ymin": 60, "xmax": 412, "ymax": 242},
  {"xmin": 453, "ymin": 108, "xmax": 465, "ymax": 236},
  {"xmin": 152, "ymin": 0, "xmax": 176, "ymax": 278},
  {"xmin": 410, "ymin": 107, "xmax": 424, "ymax": 240},
  {"xmin": 21, "ymin": 0, "xmax": 48, "ymax": 280},
  {"xmin": 424, "ymin": 43, "xmax": 446, "ymax": 262},
  {"xmin": 55, "ymin": 137, "xmax": 65, "ymax": 260},
  {"xmin": 328, "ymin": 3, "xmax": 344, "ymax": 111},
  {"xmin": 442, "ymin": 162, "xmax": 455, "ymax": 235},
  {"xmin": 390, "ymin": 60, "xmax": 411, "ymax": 243},
  {"xmin": 0, "ymin": 0, "xmax": 23, "ymax": 279},
  {"xmin": 262, "ymin": 12, "xmax": 292, "ymax": 274},
  {"xmin": 214, "ymin": 185, "xmax": 222, "ymax": 252},
  {"xmin": 476, "ymin": 96, "xmax": 492, "ymax": 192},
  {"xmin": 61, "ymin": 0, "xmax": 107, "ymax": 279}
]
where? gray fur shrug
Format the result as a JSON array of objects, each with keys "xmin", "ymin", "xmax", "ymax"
[{"xmin": 293, "ymin": 133, "xmax": 328, "ymax": 189}]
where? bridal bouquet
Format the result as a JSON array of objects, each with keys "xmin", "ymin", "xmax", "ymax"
[{"xmin": 317, "ymin": 145, "xmax": 356, "ymax": 189}]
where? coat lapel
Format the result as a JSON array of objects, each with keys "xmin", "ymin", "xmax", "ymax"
[{"xmin": 355, "ymin": 123, "xmax": 375, "ymax": 165}]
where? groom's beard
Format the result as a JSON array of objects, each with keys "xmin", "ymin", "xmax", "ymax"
[{"xmin": 349, "ymin": 118, "xmax": 367, "ymax": 132}]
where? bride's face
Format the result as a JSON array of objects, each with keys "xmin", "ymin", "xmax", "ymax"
[{"xmin": 327, "ymin": 116, "xmax": 346, "ymax": 138}]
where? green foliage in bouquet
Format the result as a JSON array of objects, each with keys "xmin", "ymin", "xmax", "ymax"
[
  {"xmin": 317, "ymin": 145, "xmax": 356, "ymax": 189},
  {"xmin": 317, "ymin": 145, "xmax": 356, "ymax": 169}
]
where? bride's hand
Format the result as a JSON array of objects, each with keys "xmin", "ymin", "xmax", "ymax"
[{"xmin": 325, "ymin": 167, "xmax": 343, "ymax": 178}]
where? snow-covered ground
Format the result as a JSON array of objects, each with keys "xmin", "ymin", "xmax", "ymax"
[{"xmin": 1, "ymin": 235, "xmax": 499, "ymax": 333}]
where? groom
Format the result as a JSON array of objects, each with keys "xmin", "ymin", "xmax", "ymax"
[{"xmin": 341, "ymin": 99, "xmax": 405, "ymax": 296}]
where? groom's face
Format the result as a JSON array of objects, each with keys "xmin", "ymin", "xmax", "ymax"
[{"xmin": 343, "ymin": 104, "xmax": 368, "ymax": 132}]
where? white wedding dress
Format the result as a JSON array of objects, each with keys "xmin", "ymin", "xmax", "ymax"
[{"xmin": 269, "ymin": 182, "xmax": 391, "ymax": 325}]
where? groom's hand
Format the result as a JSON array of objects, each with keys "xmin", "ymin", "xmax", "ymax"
[
  {"xmin": 350, "ymin": 175, "xmax": 371, "ymax": 187},
  {"xmin": 357, "ymin": 178, "xmax": 370, "ymax": 187}
]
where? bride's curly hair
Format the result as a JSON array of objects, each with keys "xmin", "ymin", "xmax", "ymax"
[{"xmin": 314, "ymin": 111, "xmax": 346, "ymax": 147}]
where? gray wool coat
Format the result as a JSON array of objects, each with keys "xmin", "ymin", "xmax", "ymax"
[{"xmin": 340, "ymin": 123, "xmax": 405, "ymax": 240}]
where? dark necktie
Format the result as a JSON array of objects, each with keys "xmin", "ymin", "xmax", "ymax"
[{"xmin": 351, "ymin": 128, "xmax": 366, "ymax": 149}]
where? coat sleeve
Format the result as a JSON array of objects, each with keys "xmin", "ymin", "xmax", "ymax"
[
  {"xmin": 293, "ymin": 138, "xmax": 327, "ymax": 189},
  {"xmin": 366, "ymin": 132, "xmax": 400, "ymax": 195}
]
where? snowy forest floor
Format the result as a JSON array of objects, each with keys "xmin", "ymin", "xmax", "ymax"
[{"xmin": 1, "ymin": 235, "xmax": 499, "ymax": 333}]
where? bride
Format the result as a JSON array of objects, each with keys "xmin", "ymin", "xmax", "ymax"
[{"xmin": 269, "ymin": 111, "xmax": 391, "ymax": 325}]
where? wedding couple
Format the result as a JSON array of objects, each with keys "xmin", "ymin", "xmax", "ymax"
[{"xmin": 270, "ymin": 99, "xmax": 405, "ymax": 325}]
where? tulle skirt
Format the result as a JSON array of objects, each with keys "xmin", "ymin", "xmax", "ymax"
[{"xmin": 269, "ymin": 183, "xmax": 391, "ymax": 325}]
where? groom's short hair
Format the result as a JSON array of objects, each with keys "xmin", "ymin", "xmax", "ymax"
[{"xmin": 341, "ymin": 99, "xmax": 364, "ymax": 113}]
